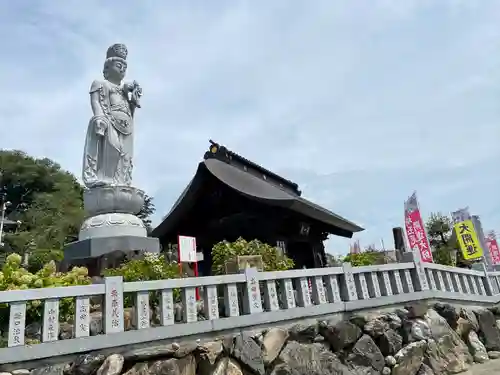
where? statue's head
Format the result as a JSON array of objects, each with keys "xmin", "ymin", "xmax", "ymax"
[{"xmin": 103, "ymin": 44, "xmax": 128, "ymax": 82}]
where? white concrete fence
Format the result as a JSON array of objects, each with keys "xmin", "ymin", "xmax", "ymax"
[{"xmin": 1, "ymin": 251, "xmax": 500, "ymax": 364}]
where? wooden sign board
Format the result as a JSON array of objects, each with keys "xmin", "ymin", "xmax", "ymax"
[{"xmin": 225, "ymin": 255, "xmax": 264, "ymax": 274}]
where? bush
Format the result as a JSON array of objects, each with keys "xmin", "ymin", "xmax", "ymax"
[
  {"xmin": 343, "ymin": 251, "xmax": 386, "ymax": 266},
  {"xmin": 103, "ymin": 253, "xmax": 181, "ymax": 306},
  {"xmin": 27, "ymin": 248, "xmax": 64, "ymax": 273},
  {"xmin": 211, "ymin": 237, "xmax": 295, "ymax": 275},
  {"xmin": 0, "ymin": 253, "xmax": 91, "ymax": 327}
]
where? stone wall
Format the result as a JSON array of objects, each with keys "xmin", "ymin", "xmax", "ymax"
[{"xmin": 8, "ymin": 302, "xmax": 500, "ymax": 375}]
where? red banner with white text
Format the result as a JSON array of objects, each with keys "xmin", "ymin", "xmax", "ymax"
[
  {"xmin": 486, "ymin": 232, "xmax": 500, "ymax": 265},
  {"xmin": 404, "ymin": 192, "xmax": 433, "ymax": 263}
]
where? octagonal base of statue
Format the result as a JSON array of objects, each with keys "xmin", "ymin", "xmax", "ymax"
[
  {"xmin": 83, "ymin": 185, "xmax": 145, "ymax": 217},
  {"xmin": 79, "ymin": 212, "xmax": 147, "ymax": 241}
]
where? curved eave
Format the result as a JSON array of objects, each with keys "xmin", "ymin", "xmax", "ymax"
[{"xmin": 152, "ymin": 158, "xmax": 364, "ymax": 238}]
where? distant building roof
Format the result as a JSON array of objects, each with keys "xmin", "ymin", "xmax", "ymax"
[{"xmin": 152, "ymin": 141, "xmax": 364, "ymax": 239}]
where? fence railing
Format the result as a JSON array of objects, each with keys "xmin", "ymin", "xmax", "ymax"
[{"xmin": 0, "ymin": 251, "xmax": 499, "ymax": 365}]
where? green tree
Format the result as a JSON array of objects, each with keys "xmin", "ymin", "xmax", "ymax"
[
  {"xmin": 0, "ymin": 150, "xmax": 84, "ymax": 255},
  {"xmin": 137, "ymin": 194, "xmax": 155, "ymax": 234},
  {"xmin": 425, "ymin": 212, "xmax": 458, "ymax": 266}
]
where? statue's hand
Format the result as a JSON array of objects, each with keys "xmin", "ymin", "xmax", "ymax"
[{"xmin": 95, "ymin": 118, "xmax": 107, "ymax": 136}]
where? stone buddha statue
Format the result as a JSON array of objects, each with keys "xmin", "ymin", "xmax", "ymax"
[{"xmin": 82, "ymin": 43, "xmax": 142, "ymax": 188}]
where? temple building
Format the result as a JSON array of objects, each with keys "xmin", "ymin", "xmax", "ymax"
[{"xmin": 152, "ymin": 141, "xmax": 363, "ymax": 275}]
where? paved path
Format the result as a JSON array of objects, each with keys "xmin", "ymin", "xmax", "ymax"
[{"xmin": 466, "ymin": 358, "xmax": 500, "ymax": 374}]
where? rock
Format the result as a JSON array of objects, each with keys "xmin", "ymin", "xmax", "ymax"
[
  {"xmin": 379, "ymin": 329, "xmax": 403, "ymax": 355},
  {"xmin": 231, "ymin": 333, "xmax": 265, "ymax": 375},
  {"xmin": 488, "ymin": 351, "xmax": 500, "ymax": 359},
  {"xmin": 59, "ymin": 322, "xmax": 74, "ymax": 340},
  {"xmin": 176, "ymin": 354, "xmax": 196, "ymax": 375},
  {"xmin": 382, "ymin": 367, "xmax": 391, "ymax": 375},
  {"xmin": 148, "ymin": 359, "xmax": 179, "ymax": 375},
  {"xmin": 410, "ymin": 319, "xmax": 431, "ymax": 341},
  {"xmin": 424, "ymin": 309, "xmax": 472, "ymax": 374},
  {"xmin": 433, "ymin": 303, "xmax": 459, "ymax": 329},
  {"xmin": 385, "ymin": 356, "xmax": 397, "ymax": 366},
  {"xmin": 288, "ymin": 321, "xmax": 318, "ymax": 342},
  {"xmin": 0, "ymin": 372, "xmax": 12, "ymax": 375},
  {"xmin": 271, "ymin": 341, "xmax": 351, "ymax": 375},
  {"xmin": 416, "ymin": 363, "xmax": 435, "ymax": 375},
  {"xmin": 31, "ymin": 364, "xmax": 67, "ymax": 375},
  {"xmin": 196, "ymin": 341, "xmax": 223, "ymax": 375},
  {"xmin": 12, "ymin": 370, "xmax": 30, "ymax": 375},
  {"xmin": 392, "ymin": 340, "xmax": 427, "ymax": 375},
  {"xmin": 318, "ymin": 320, "xmax": 362, "ymax": 351},
  {"xmin": 121, "ymin": 363, "xmax": 148, "ymax": 375},
  {"xmin": 385, "ymin": 312, "xmax": 403, "ymax": 330},
  {"xmin": 466, "ymin": 330, "xmax": 488, "ymax": 363},
  {"xmin": 122, "ymin": 344, "xmax": 176, "ymax": 362},
  {"xmin": 262, "ymin": 328, "xmax": 289, "ymax": 365},
  {"xmin": 25, "ymin": 322, "xmax": 42, "ymax": 341},
  {"xmin": 172, "ymin": 342, "xmax": 198, "ymax": 358},
  {"xmin": 406, "ymin": 302, "xmax": 428, "ymax": 318},
  {"xmin": 488, "ymin": 305, "xmax": 500, "ymax": 316},
  {"xmin": 475, "ymin": 308, "xmax": 500, "ymax": 350},
  {"xmin": 68, "ymin": 354, "xmax": 106, "ymax": 375},
  {"xmin": 211, "ymin": 358, "xmax": 243, "ymax": 375},
  {"xmin": 344, "ymin": 334, "xmax": 385, "ymax": 374},
  {"xmin": 455, "ymin": 317, "xmax": 473, "ymax": 338},
  {"xmin": 96, "ymin": 355, "xmax": 124, "ymax": 375},
  {"xmin": 89, "ymin": 312, "xmax": 103, "ymax": 336},
  {"xmin": 364, "ymin": 317, "xmax": 389, "ymax": 337},
  {"xmin": 395, "ymin": 308, "xmax": 409, "ymax": 319},
  {"xmin": 459, "ymin": 308, "xmax": 479, "ymax": 332}
]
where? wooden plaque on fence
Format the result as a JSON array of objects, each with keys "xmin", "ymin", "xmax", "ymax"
[{"xmin": 225, "ymin": 255, "xmax": 264, "ymax": 274}]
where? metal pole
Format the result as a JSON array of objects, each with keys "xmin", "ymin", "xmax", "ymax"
[{"xmin": 0, "ymin": 198, "xmax": 5, "ymax": 247}]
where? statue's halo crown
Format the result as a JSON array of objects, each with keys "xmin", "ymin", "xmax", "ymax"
[{"xmin": 106, "ymin": 43, "xmax": 128, "ymax": 61}]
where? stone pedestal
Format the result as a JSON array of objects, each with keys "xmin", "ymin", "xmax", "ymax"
[{"xmin": 63, "ymin": 185, "xmax": 160, "ymax": 276}]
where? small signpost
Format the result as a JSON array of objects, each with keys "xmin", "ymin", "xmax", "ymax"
[{"xmin": 178, "ymin": 235, "xmax": 199, "ymax": 300}]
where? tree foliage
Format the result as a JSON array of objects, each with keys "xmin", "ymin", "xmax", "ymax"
[
  {"xmin": 211, "ymin": 237, "xmax": 294, "ymax": 275},
  {"xmin": 343, "ymin": 251, "xmax": 387, "ymax": 266},
  {"xmin": 0, "ymin": 150, "xmax": 84, "ymax": 254},
  {"xmin": 137, "ymin": 194, "xmax": 155, "ymax": 234},
  {"xmin": 425, "ymin": 212, "xmax": 458, "ymax": 267}
]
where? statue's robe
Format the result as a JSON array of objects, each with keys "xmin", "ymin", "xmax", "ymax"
[{"xmin": 82, "ymin": 80, "xmax": 134, "ymax": 187}]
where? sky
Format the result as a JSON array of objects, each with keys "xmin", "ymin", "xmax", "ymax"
[{"xmin": 1, "ymin": 0, "xmax": 500, "ymax": 256}]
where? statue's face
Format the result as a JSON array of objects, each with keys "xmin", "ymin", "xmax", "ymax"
[{"xmin": 107, "ymin": 60, "xmax": 127, "ymax": 81}]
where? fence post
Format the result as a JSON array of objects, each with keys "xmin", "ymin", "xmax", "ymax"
[
  {"xmin": 242, "ymin": 267, "xmax": 263, "ymax": 314},
  {"xmin": 410, "ymin": 251, "xmax": 429, "ymax": 292},
  {"xmin": 104, "ymin": 276, "xmax": 124, "ymax": 333},
  {"xmin": 481, "ymin": 263, "xmax": 494, "ymax": 296},
  {"xmin": 341, "ymin": 263, "xmax": 358, "ymax": 301}
]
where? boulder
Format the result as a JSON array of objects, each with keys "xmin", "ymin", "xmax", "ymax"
[
  {"xmin": 211, "ymin": 358, "xmax": 243, "ymax": 375},
  {"xmin": 475, "ymin": 308, "xmax": 500, "ymax": 350},
  {"xmin": 344, "ymin": 334, "xmax": 385, "ymax": 374},
  {"xmin": 459, "ymin": 308, "xmax": 479, "ymax": 332},
  {"xmin": 122, "ymin": 363, "xmax": 148, "ymax": 375},
  {"xmin": 196, "ymin": 341, "xmax": 223, "ymax": 375},
  {"xmin": 466, "ymin": 330, "xmax": 488, "ymax": 363},
  {"xmin": 288, "ymin": 321, "xmax": 318, "ymax": 343},
  {"xmin": 406, "ymin": 302, "xmax": 428, "ymax": 318},
  {"xmin": 318, "ymin": 320, "xmax": 362, "ymax": 351},
  {"xmin": 410, "ymin": 319, "xmax": 431, "ymax": 341},
  {"xmin": 433, "ymin": 303, "xmax": 459, "ymax": 329},
  {"xmin": 392, "ymin": 340, "xmax": 427, "ymax": 375},
  {"xmin": 231, "ymin": 333, "xmax": 265, "ymax": 375},
  {"xmin": 271, "ymin": 341, "xmax": 351, "ymax": 375},
  {"xmin": 379, "ymin": 329, "xmax": 403, "ymax": 355},
  {"xmin": 96, "ymin": 354, "xmax": 124, "ymax": 375},
  {"xmin": 31, "ymin": 364, "xmax": 67, "ymax": 375},
  {"xmin": 364, "ymin": 317, "xmax": 389, "ymax": 337},
  {"xmin": 148, "ymin": 359, "xmax": 179, "ymax": 375},
  {"xmin": 262, "ymin": 328, "xmax": 289, "ymax": 365},
  {"xmin": 488, "ymin": 351, "xmax": 500, "ymax": 359},
  {"xmin": 68, "ymin": 354, "xmax": 106, "ymax": 375},
  {"xmin": 423, "ymin": 309, "xmax": 472, "ymax": 374},
  {"xmin": 416, "ymin": 363, "xmax": 435, "ymax": 375}
]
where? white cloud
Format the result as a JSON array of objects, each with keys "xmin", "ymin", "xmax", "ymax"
[{"xmin": 1, "ymin": 1, "xmax": 500, "ymax": 256}]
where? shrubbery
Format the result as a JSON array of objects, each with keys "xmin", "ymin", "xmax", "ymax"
[
  {"xmin": 0, "ymin": 253, "xmax": 91, "ymax": 327},
  {"xmin": 211, "ymin": 237, "xmax": 294, "ymax": 275}
]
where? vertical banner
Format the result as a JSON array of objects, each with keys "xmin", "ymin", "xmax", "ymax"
[
  {"xmin": 404, "ymin": 192, "xmax": 433, "ymax": 263},
  {"xmin": 486, "ymin": 231, "xmax": 500, "ymax": 265},
  {"xmin": 454, "ymin": 220, "xmax": 483, "ymax": 260}
]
